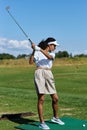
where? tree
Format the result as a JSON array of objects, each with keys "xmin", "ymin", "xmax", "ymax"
[
  {"xmin": 0, "ymin": 53, "xmax": 15, "ymax": 60},
  {"xmin": 56, "ymin": 51, "xmax": 69, "ymax": 58},
  {"xmin": 17, "ymin": 54, "xmax": 28, "ymax": 59}
]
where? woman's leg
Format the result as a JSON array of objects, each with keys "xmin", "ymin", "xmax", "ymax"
[
  {"xmin": 37, "ymin": 94, "xmax": 45, "ymax": 123},
  {"xmin": 51, "ymin": 93, "xmax": 58, "ymax": 118},
  {"xmin": 51, "ymin": 94, "xmax": 65, "ymax": 125}
]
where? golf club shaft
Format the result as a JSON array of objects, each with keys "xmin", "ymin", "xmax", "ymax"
[{"xmin": 6, "ymin": 7, "xmax": 33, "ymax": 44}]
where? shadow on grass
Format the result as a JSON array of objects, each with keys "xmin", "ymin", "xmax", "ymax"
[{"xmin": 0, "ymin": 112, "xmax": 36, "ymax": 124}]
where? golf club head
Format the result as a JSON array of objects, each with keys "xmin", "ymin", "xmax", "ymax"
[{"xmin": 6, "ymin": 6, "xmax": 10, "ymax": 11}]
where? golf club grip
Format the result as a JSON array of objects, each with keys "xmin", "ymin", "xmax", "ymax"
[{"xmin": 28, "ymin": 39, "xmax": 33, "ymax": 45}]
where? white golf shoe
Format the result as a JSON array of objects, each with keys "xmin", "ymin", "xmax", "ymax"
[
  {"xmin": 51, "ymin": 117, "xmax": 65, "ymax": 125},
  {"xmin": 39, "ymin": 122, "xmax": 50, "ymax": 129}
]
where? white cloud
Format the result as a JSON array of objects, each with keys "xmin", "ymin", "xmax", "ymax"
[
  {"xmin": 84, "ymin": 50, "xmax": 87, "ymax": 54},
  {"xmin": 0, "ymin": 37, "xmax": 87, "ymax": 57},
  {"xmin": 0, "ymin": 37, "xmax": 32, "ymax": 56}
]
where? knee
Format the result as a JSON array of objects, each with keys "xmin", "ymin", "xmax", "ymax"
[
  {"xmin": 38, "ymin": 95, "xmax": 44, "ymax": 104},
  {"xmin": 52, "ymin": 95, "xmax": 58, "ymax": 104},
  {"xmin": 39, "ymin": 98, "xmax": 44, "ymax": 104}
]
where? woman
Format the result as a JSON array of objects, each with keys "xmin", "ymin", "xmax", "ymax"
[{"xmin": 29, "ymin": 37, "xmax": 64, "ymax": 129}]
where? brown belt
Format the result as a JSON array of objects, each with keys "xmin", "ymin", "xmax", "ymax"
[{"xmin": 36, "ymin": 67, "xmax": 51, "ymax": 70}]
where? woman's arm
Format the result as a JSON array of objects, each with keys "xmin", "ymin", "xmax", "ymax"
[
  {"xmin": 33, "ymin": 44, "xmax": 54, "ymax": 60},
  {"xmin": 30, "ymin": 43, "xmax": 54, "ymax": 61},
  {"xmin": 40, "ymin": 49, "xmax": 54, "ymax": 60},
  {"xmin": 29, "ymin": 50, "xmax": 35, "ymax": 64},
  {"xmin": 29, "ymin": 43, "xmax": 36, "ymax": 64}
]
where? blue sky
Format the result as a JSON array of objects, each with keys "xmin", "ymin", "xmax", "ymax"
[{"xmin": 0, "ymin": 0, "xmax": 87, "ymax": 56}]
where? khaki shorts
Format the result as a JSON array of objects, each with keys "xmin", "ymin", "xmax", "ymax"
[{"xmin": 34, "ymin": 69, "xmax": 57, "ymax": 94}]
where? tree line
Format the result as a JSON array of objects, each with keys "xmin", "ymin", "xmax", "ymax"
[{"xmin": 0, "ymin": 51, "xmax": 87, "ymax": 60}]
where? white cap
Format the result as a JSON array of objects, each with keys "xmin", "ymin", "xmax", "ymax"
[{"xmin": 48, "ymin": 41, "xmax": 59, "ymax": 46}]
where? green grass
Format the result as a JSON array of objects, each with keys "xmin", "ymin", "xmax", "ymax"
[
  {"xmin": 0, "ymin": 59, "xmax": 87, "ymax": 130},
  {"xmin": 53, "ymin": 65, "xmax": 87, "ymax": 119}
]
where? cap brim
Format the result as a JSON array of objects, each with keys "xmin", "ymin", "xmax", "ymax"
[
  {"xmin": 53, "ymin": 43, "xmax": 60, "ymax": 46},
  {"xmin": 48, "ymin": 41, "xmax": 59, "ymax": 46}
]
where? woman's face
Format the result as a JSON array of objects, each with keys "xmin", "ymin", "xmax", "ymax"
[{"xmin": 48, "ymin": 44, "xmax": 56, "ymax": 51}]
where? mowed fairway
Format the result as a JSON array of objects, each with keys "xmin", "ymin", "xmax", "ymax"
[{"xmin": 0, "ymin": 58, "xmax": 87, "ymax": 130}]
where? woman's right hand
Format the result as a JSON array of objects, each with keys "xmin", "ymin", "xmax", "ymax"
[{"xmin": 31, "ymin": 43, "xmax": 36, "ymax": 49}]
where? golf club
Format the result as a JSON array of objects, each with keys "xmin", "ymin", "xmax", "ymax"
[{"xmin": 5, "ymin": 6, "xmax": 33, "ymax": 44}]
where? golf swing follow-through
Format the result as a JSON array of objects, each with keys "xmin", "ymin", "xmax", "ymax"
[
  {"xmin": 5, "ymin": 6, "xmax": 33, "ymax": 45},
  {"xmin": 29, "ymin": 38, "xmax": 65, "ymax": 129},
  {"xmin": 6, "ymin": 6, "xmax": 65, "ymax": 129}
]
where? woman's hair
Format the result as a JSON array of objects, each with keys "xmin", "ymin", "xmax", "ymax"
[{"xmin": 38, "ymin": 37, "xmax": 56, "ymax": 50}]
